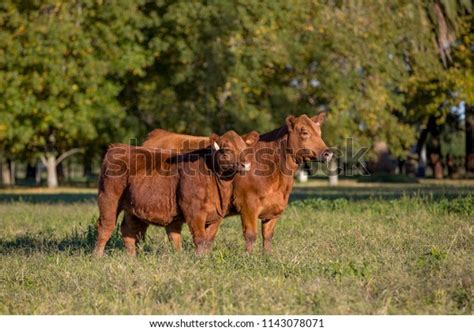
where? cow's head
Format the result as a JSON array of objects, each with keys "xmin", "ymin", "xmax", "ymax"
[
  {"xmin": 209, "ymin": 130, "xmax": 259, "ymax": 175},
  {"xmin": 286, "ymin": 113, "xmax": 332, "ymax": 163}
]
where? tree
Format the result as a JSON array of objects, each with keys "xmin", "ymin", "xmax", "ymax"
[
  {"xmin": 403, "ymin": 1, "xmax": 472, "ymax": 177},
  {"xmin": 0, "ymin": 0, "xmax": 148, "ymax": 187},
  {"xmin": 1, "ymin": 0, "xmax": 471, "ymax": 187},
  {"xmin": 126, "ymin": 1, "xmax": 293, "ymax": 136},
  {"xmin": 126, "ymin": 0, "xmax": 472, "ymax": 181}
]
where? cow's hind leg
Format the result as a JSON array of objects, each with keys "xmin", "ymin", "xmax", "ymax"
[
  {"xmin": 93, "ymin": 193, "xmax": 121, "ymax": 257},
  {"xmin": 261, "ymin": 218, "xmax": 278, "ymax": 253},
  {"xmin": 121, "ymin": 213, "xmax": 149, "ymax": 256}
]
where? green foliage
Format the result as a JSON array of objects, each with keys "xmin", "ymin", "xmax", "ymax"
[
  {"xmin": 0, "ymin": 0, "xmax": 147, "ymax": 159},
  {"xmin": 0, "ymin": 0, "xmax": 472, "ymax": 163},
  {"xmin": 133, "ymin": 0, "xmax": 295, "ymax": 134}
]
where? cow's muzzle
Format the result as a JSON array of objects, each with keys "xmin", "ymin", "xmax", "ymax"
[
  {"xmin": 236, "ymin": 162, "xmax": 251, "ymax": 173},
  {"xmin": 319, "ymin": 149, "xmax": 333, "ymax": 163}
]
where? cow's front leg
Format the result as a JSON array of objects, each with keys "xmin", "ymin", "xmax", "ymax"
[
  {"xmin": 241, "ymin": 209, "xmax": 259, "ymax": 253},
  {"xmin": 262, "ymin": 218, "xmax": 278, "ymax": 253},
  {"xmin": 204, "ymin": 219, "xmax": 222, "ymax": 249},
  {"xmin": 165, "ymin": 221, "xmax": 183, "ymax": 251},
  {"xmin": 187, "ymin": 215, "xmax": 209, "ymax": 256}
]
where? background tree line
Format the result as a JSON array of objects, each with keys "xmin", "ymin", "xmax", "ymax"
[{"xmin": 0, "ymin": 0, "xmax": 472, "ymax": 187}]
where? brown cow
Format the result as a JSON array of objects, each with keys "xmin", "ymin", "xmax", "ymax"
[
  {"xmin": 93, "ymin": 130, "xmax": 259, "ymax": 256},
  {"xmin": 143, "ymin": 114, "xmax": 332, "ymax": 253}
]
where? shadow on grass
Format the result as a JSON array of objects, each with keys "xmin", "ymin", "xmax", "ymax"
[
  {"xmin": 0, "ymin": 225, "xmax": 178, "ymax": 256},
  {"xmin": 0, "ymin": 193, "xmax": 96, "ymax": 204},
  {"xmin": 0, "ymin": 226, "xmax": 123, "ymax": 255}
]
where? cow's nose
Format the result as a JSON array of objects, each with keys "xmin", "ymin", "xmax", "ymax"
[
  {"xmin": 240, "ymin": 162, "xmax": 251, "ymax": 172},
  {"xmin": 321, "ymin": 149, "xmax": 333, "ymax": 162}
]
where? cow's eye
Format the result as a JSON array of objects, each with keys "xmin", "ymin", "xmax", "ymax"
[
  {"xmin": 221, "ymin": 149, "xmax": 232, "ymax": 159},
  {"xmin": 301, "ymin": 131, "xmax": 310, "ymax": 138}
]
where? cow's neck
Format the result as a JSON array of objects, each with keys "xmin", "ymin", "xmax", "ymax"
[
  {"xmin": 258, "ymin": 125, "xmax": 299, "ymax": 177},
  {"xmin": 213, "ymin": 174, "xmax": 234, "ymax": 218},
  {"xmin": 202, "ymin": 154, "xmax": 235, "ymax": 217}
]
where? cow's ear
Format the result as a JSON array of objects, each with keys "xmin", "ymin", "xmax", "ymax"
[
  {"xmin": 286, "ymin": 115, "xmax": 296, "ymax": 132},
  {"xmin": 311, "ymin": 112, "xmax": 326, "ymax": 126},
  {"xmin": 209, "ymin": 133, "xmax": 221, "ymax": 150},
  {"xmin": 243, "ymin": 131, "xmax": 259, "ymax": 146}
]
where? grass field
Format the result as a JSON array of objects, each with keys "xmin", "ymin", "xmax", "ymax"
[{"xmin": 0, "ymin": 180, "xmax": 473, "ymax": 314}]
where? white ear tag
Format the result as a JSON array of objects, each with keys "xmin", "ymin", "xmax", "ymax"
[{"xmin": 213, "ymin": 142, "xmax": 220, "ymax": 150}]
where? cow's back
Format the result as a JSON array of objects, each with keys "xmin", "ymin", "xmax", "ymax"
[{"xmin": 144, "ymin": 128, "xmax": 210, "ymax": 152}]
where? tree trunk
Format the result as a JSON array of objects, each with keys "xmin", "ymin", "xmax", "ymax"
[
  {"xmin": 416, "ymin": 116, "xmax": 438, "ymax": 178},
  {"xmin": 9, "ymin": 160, "xmax": 15, "ymax": 185},
  {"xmin": 41, "ymin": 148, "xmax": 83, "ymax": 188},
  {"xmin": 328, "ymin": 157, "xmax": 338, "ymax": 186},
  {"xmin": 26, "ymin": 163, "xmax": 37, "ymax": 181},
  {"xmin": 417, "ymin": 144, "xmax": 427, "ymax": 178},
  {"xmin": 1, "ymin": 160, "xmax": 11, "ymax": 186},
  {"xmin": 466, "ymin": 104, "xmax": 474, "ymax": 174},
  {"xmin": 83, "ymin": 150, "xmax": 93, "ymax": 177},
  {"xmin": 0, "ymin": 159, "xmax": 15, "ymax": 186},
  {"xmin": 35, "ymin": 162, "xmax": 42, "ymax": 184},
  {"xmin": 45, "ymin": 155, "xmax": 58, "ymax": 188},
  {"xmin": 432, "ymin": 157, "xmax": 443, "ymax": 179},
  {"xmin": 428, "ymin": 135, "xmax": 443, "ymax": 179},
  {"xmin": 57, "ymin": 162, "xmax": 65, "ymax": 182}
]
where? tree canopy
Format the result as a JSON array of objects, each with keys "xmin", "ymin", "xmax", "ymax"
[{"xmin": 0, "ymin": 0, "xmax": 472, "ymax": 186}]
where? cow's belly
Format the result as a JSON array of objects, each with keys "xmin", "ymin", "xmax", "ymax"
[
  {"xmin": 126, "ymin": 175, "xmax": 179, "ymax": 226},
  {"xmin": 127, "ymin": 203, "xmax": 178, "ymax": 226}
]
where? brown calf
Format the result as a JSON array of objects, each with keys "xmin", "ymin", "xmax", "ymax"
[
  {"xmin": 94, "ymin": 130, "xmax": 259, "ymax": 256},
  {"xmin": 143, "ymin": 114, "xmax": 332, "ymax": 253}
]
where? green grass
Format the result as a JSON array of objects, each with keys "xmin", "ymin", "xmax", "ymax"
[{"xmin": 0, "ymin": 181, "xmax": 473, "ymax": 314}]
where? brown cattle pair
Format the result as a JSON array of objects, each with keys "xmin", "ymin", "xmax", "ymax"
[
  {"xmin": 94, "ymin": 130, "xmax": 259, "ymax": 256},
  {"xmin": 94, "ymin": 113, "xmax": 332, "ymax": 256}
]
